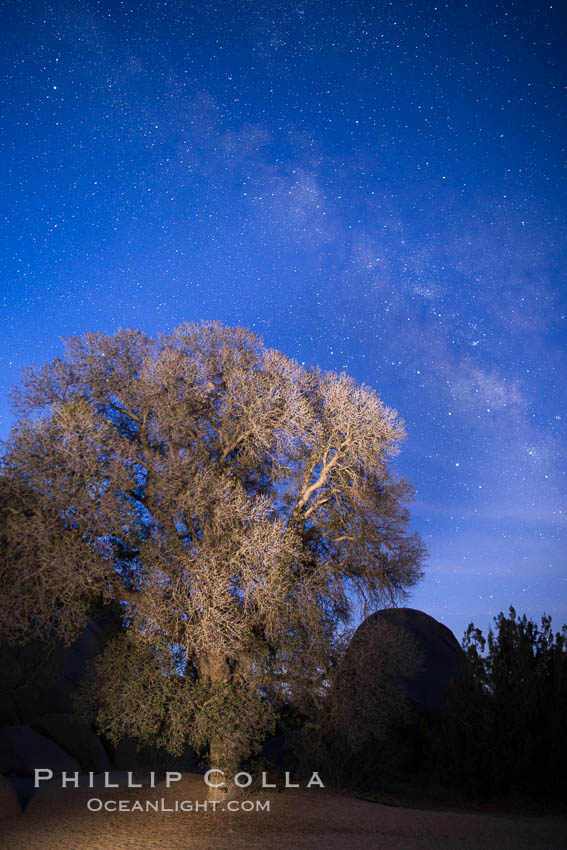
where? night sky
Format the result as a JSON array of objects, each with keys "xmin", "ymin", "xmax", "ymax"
[{"xmin": 1, "ymin": 0, "xmax": 565, "ymax": 641}]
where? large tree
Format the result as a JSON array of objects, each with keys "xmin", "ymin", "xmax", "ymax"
[{"xmin": 0, "ymin": 322, "xmax": 425, "ymax": 792}]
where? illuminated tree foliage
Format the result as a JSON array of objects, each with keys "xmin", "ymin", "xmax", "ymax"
[{"xmin": 0, "ymin": 322, "xmax": 424, "ymax": 792}]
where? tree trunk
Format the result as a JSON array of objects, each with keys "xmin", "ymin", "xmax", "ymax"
[
  {"xmin": 203, "ymin": 652, "xmax": 237, "ymax": 802},
  {"xmin": 207, "ymin": 733, "xmax": 234, "ymax": 802}
]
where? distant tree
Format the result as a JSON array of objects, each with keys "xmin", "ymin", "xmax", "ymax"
[
  {"xmin": 428, "ymin": 607, "xmax": 567, "ymax": 800},
  {"xmin": 0, "ymin": 322, "xmax": 425, "ymax": 795}
]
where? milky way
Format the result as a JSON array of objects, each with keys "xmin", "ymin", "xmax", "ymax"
[{"xmin": 1, "ymin": 0, "xmax": 565, "ymax": 638}]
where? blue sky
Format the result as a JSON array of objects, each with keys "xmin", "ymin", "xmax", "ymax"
[{"xmin": 1, "ymin": 0, "xmax": 565, "ymax": 640}]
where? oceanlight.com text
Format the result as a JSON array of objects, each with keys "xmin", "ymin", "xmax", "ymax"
[{"xmin": 86, "ymin": 798, "xmax": 270, "ymax": 813}]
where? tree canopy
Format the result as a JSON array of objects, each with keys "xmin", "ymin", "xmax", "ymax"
[{"xmin": 0, "ymin": 322, "xmax": 425, "ymax": 786}]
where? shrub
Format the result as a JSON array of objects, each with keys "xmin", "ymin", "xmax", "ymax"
[{"xmin": 427, "ymin": 607, "xmax": 567, "ymax": 800}]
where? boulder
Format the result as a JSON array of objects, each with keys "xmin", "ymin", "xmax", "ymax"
[
  {"xmin": 339, "ymin": 608, "xmax": 465, "ymax": 786},
  {"xmin": 0, "ymin": 605, "xmax": 122, "ymax": 776},
  {"xmin": 9, "ymin": 641, "xmax": 108, "ymax": 718},
  {"xmin": 2, "ymin": 604, "xmax": 122, "ymax": 724},
  {"xmin": 0, "ymin": 693, "xmax": 18, "ymax": 727},
  {"xmin": 0, "ymin": 656, "xmax": 24, "ymax": 690},
  {"xmin": 11, "ymin": 668, "xmax": 75, "ymax": 719},
  {"xmin": 351, "ymin": 608, "xmax": 464, "ymax": 713},
  {"xmin": 31, "ymin": 714, "xmax": 110, "ymax": 773},
  {"xmin": 0, "ymin": 725, "xmax": 80, "ymax": 777},
  {"xmin": 61, "ymin": 615, "xmax": 114, "ymax": 688},
  {"xmin": 0, "ymin": 774, "xmax": 21, "ymax": 820}
]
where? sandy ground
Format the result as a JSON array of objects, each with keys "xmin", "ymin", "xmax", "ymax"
[{"xmin": 1, "ymin": 773, "xmax": 566, "ymax": 850}]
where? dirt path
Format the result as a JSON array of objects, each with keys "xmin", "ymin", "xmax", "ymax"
[{"xmin": 1, "ymin": 774, "xmax": 566, "ymax": 849}]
